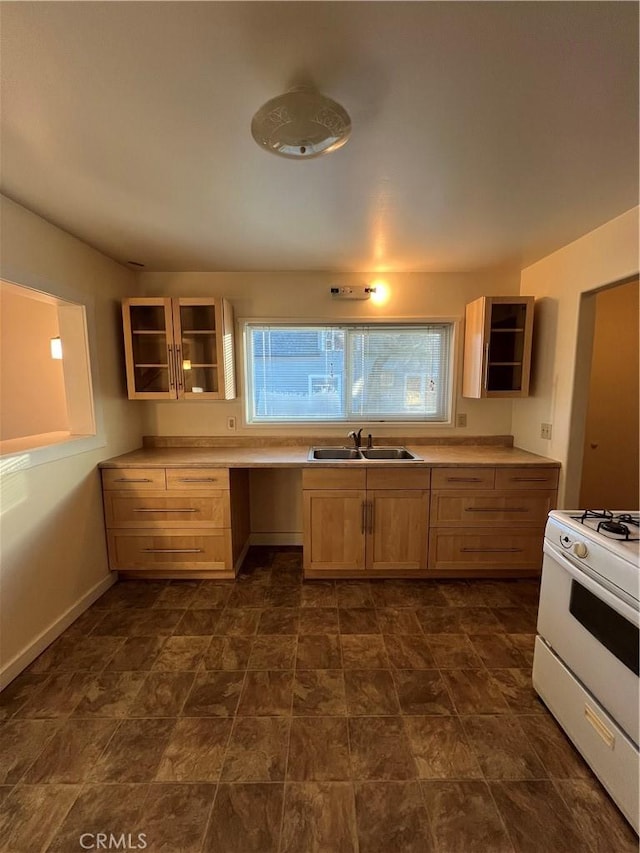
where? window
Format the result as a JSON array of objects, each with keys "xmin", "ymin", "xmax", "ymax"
[
  {"xmin": 0, "ymin": 280, "xmax": 98, "ymax": 459},
  {"xmin": 244, "ymin": 322, "xmax": 453, "ymax": 423}
]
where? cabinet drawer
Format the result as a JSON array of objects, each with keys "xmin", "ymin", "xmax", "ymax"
[
  {"xmin": 431, "ymin": 468, "xmax": 495, "ymax": 490},
  {"xmin": 430, "ymin": 490, "xmax": 554, "ymax": 527},
  {"xmin": 366, "ymin": 468, "xmax": 430, "ymax": 490},
  {"xmin": 495, "ymin": 467, "xmax": 559, "ymax": 490},
  {"xmin": 166, "ymin": 468, "xmax": 230, "ymax": 490},
  {"xmin": 302, "ymin": 469, "xmax": 367, "ymax": 490},
  {"xmin": 102, "ymin": 468, "xmax": 166, "ymax": 490},
  {"xmin": 428, "ymin": 528, "xmax": 543, "ymax": 571},
  {"xmin": 107, "ymin": 529, "xmax": 231, "ymax": 570},
  {"xmin": 104, "ymin": 491, "xmax": 230, "ymax": 529}
]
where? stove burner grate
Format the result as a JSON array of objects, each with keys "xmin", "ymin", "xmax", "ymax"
[
  {"xmin": 574, "ymin": 509, "xmax": 613, "ymax": 523},
  {"xmin": 571, "ymin": 509, "xmax": 640, "ymax": 542}
]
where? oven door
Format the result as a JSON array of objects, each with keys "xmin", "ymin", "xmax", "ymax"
[{"xmin": 536, "ymin": 540, "xmax": 639, "ymax": 745}]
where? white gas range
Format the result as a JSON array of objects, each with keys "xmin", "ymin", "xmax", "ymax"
[{"xmin": 533, "ymin": 510, "xmax": 639, "ymax": 832}]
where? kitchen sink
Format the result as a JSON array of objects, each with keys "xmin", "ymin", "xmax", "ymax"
[
  {"xmin": 309, "ymin": 447, "xmax": 362, "ymax": 460},
  {"xmin": 308, "ymin": 446, "xmax": 422, "ymax": 461},
  {"xmin": 360, "ymin": 447, "xmax": 421, "ymax": 460}
]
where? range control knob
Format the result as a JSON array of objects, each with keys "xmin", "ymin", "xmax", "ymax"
[{"xmin": 573, "ymin": 542, "xmax": 588, "ymax": 559}]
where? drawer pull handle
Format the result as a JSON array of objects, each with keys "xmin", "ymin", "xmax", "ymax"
[
  {"xmin": 114, "ymin": 478, "xmax": 153, "ymax": 483},
  {"xmin": 177, "ymin": 478, "xmax": 218, "ymax": 482},
  {"xmin": 461, "ymin": 547, "xmax": 523, "ymax": 553},
  {"xmin": 134, "ymin": 508, "xmax": 197, "ymax": 513},
  {"xmin": 142, "ymin": 548, "xmax": 203, "ymax": 554},
  {"xmin": 447, "ymin": 477, "xmax": 482, "ymax": 482},
  {"xmin": 510, "ymin": 477, "xmax": 549, "ymax": 482},
  {"xmin": 585, "ymin": 705, "xmax": 615, "ymax": 749},
  {"xmin": 464, "ymin": 507, "xmax": 527, "ymax": 513}
]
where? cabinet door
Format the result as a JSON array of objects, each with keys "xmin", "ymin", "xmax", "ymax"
[
  {"xmin": 172, "ymin": 298, "xmax": 236, "ymax": 400},
  {"xmin": 122, "ymin": 298, "xmax": 176, "ymax": 399},
  {"xmin": 303, "ymin": 490, "xmax": 366, "ymax": 572},
  {"xmin": 366, "ymin": 490, "xmax": 429, "ymax": 571}
]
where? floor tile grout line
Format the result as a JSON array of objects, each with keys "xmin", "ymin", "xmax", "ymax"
[{"xmin": 483, "ymin": 779, "xmax": 524, "ymax": 853}]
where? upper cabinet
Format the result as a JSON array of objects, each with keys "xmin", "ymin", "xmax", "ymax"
[
  {"xmin": 462, "ymin": 296, "xmax": 534, "ymax": 398},
  {"xmin": 122, "ymin": 297, "xmax": 236, "ymax": 400}
]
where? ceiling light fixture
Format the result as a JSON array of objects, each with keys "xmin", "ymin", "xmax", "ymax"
[{"xmin": 251, "ymin": 87, "xmax": 351, "ymax": 159}]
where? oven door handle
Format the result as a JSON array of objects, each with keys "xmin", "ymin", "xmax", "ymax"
[{"xmin": 544, "ymin": 541, "xmax": 639, "ymax": 627}]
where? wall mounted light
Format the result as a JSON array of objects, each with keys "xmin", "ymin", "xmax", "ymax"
[
  {"xmin": 368, "ymin": 280, "xmax": 390, "ymax": 306},
  {"xmin": 50, "ymin": 336, "xmax": 63, "ymax": 359},
  {"xmin": 330, "ymin": 286, "xmax": 376, "ymax": 301}
]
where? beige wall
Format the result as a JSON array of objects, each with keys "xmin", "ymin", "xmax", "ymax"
[
  {"xmin": 0, "ymin": 288, "xmax": 68, "ymax": 440},
  {"xmin": 0, "ymin": 195, "xmax": 144, "ymax": 685},
  {"xmin": 579, "ymin": 279, "xmax": 639, "ymax": 509},
  {"xmin": 139, "ymin": 269, "xmax": 521, "ymax": 537},
  {"xmin": 138, "ymin": 269, "xmax": 521, "ymax": 438},
  {"xmin": 512, "ymin": 207, "xmax": 640, "ymax": 506}
]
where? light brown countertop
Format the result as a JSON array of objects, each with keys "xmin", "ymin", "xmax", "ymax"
[{"xmin": 99, "ymin": 444, "xmax": 560, "ymax": 469}]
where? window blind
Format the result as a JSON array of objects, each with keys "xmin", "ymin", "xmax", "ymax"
[{"xmin": 245, "ymin": 323, "xmax": 453, "ymax": 423}]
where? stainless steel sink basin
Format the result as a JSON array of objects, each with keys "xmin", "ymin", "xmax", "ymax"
[
  {"xmin": 308, "ymin": 446, "xmax": 422, "ymax": 461},
  {"xmin": 360, "ymin": 447, "xmax": 421, "ymax": 460},
  {"xmin": 309, "ymin": 447, "xmax": 362, "ymax": 460}
]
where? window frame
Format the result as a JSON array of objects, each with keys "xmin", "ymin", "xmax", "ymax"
[
  {"xmin": 0, "ymin": 274, "xmax": 105, "ymax": 468},
  {"xmin": 242, "ymin": 317, "xmax": 457, "ymax": 426}
]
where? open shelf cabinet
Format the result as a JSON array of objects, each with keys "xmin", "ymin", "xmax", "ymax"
[{"xmin": 462, "ymin": 296, "xmax": 534, "ymax": 398}]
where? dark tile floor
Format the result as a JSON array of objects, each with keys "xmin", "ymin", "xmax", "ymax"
[{"xmin": 0, "ymin": 547, "xmax": 637, "ymax": 853}]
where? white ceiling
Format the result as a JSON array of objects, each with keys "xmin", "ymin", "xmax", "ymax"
[{"xmin": 1, "ymin": 1, "xmax": 638, "ymax": 273}]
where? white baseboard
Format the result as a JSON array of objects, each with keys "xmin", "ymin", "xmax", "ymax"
[
  {"xmin": 0, "ymin": 572, "xmax": 117, "ymax": 691},
  {"xmin": 249, "ymin": 532, "xmax": 303, "ymax": 547}
]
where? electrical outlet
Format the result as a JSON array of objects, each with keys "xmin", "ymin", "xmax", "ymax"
[
  {"xmin": 227, "ymin": 416, "xmax": 236, "ymax": 431},
  {"xmin": 456, "ymin": 413, "xmax": 467, "ymax": 428},
  {"xmin": 540, "ymin": 423, "xmax": 552, "ymax": 440}
]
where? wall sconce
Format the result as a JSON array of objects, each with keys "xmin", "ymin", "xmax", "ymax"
[
  {"xmin": 50, "ymin": 336, "xmax": 63, "ymax": 359},
  {"xmin": 330, "ymin": 286, "xmax": 377, "ymax": 301},
  {"xmin": 369, "ymin": 280, "xmax": 390, "ymax": 306}
]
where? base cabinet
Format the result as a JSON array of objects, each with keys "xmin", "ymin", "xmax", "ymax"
[
  {"xmin": 428, "ymin": 466, "xmax": 558, "ymax": 577},
  {"xmin": 101, "ymin": 466, "xmax": 249, "ymax": 578},
  {"xmin": 302, "ymin": 468, "xmax": 430, "ymax": 577}
]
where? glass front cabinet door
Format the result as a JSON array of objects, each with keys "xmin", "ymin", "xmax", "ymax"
[
  {"xmin": 462, "ymin": 296, "xmax": 534, "ymax": 398},
  {"xmin": 122, "ymin": 297, "xmax": 236, "ymax": 400}
]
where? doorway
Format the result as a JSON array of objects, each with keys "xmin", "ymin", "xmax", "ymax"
[{"xmin": 578, "ymin": 278, "xmax": 639, "ymax": 509}]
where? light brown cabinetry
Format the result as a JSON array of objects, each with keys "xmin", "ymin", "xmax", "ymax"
[
  {"xmin": 462, "ymin": 296, "xmax": 534, "ymax": 398},
  {"xmin": 428, "ymin": 466, "xmax": 558, "ymax": 577},
  {"xmin": 302, "ymin": 468, "xmax": 430, "ymax": 578},
  {"xmin": 122, "ymin": 297, "xmax": 235, "ymax": 400},
  {"xmin": 102, "ymin": 466, "xmax": 249, "ymax": 578}
]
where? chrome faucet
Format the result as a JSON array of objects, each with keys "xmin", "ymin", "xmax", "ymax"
[{"xmin": 347, "ymin": 428, "xmax": 363, "ymax": 450}]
